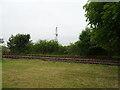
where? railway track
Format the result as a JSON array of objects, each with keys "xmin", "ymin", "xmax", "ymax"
[{"xmin": 2, "ymin": 54, "xmax": 119, "ymax": 66}]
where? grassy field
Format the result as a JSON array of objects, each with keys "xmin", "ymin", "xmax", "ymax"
[
  {"xmin": 0, "ymin": 62, "xmax": 2, "ymax": 89},
  {"xmin": 2, "ymin": 58, "xmax": 118, "ymax": 88}
]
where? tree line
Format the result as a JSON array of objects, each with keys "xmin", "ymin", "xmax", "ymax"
[{"xmin": 1, "ymin": 2, "xmax": 120, "ymax": 57}]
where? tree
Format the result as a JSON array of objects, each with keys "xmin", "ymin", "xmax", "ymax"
[
  {"xmin": 34, "ymin": 40, "xmax": 59, "ymax": 54},
  {"xmin": 0, "ymin": 38, "xmax": 4, "ymax": 44},
  {"xmin": 78, "ymin": 27, "xmax": 91, "ymax": 55},
  {"xmin": 83, "ymin": 2, "xmax": 120, "ymax": 55},
  {"xmin": 58, "ymin": 45, "xmax": 67, "ymax": 54},
  {"xmin": 47, "ymin": 40, "xmax": 59, "ymax": 54},
  {"xmin": 7, "ymin": 34, "xmax": 31, "ymax": 54},
  {"xmin": 77, "ymin": 27, "xmax": 107, "ymax": 56},
  {"xmin": 2, "ymin": 46, "xmax": 10, "ymax": 54},
  {"xmin": 66, "ymin": 42, "xmax": 79, "ymax": 55}
]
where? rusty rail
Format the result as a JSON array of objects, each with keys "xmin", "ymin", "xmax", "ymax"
[{"xmin": 2, "ymin": 54, "xmax": 119, "ymax": 66}]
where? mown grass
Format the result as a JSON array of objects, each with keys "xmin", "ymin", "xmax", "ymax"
[
  {"xmin": 0, "ymin": 62, "xmax": 2, "ymax": 89},
  {"xmin": 2, "ymin": 58, "xmax": 118, "ymax": 88}
]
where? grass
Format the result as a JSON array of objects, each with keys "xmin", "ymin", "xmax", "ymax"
[
  {"xmin": 112, "ymin": 56, "xmax": 120, "ymax": 59},
  {"xmin": 0, "ymin": 62, "xmax": 2, "ymax": 89},
  {"xmin": 2, "ymin": 58, "xmax": 118, "ymax": 88}
]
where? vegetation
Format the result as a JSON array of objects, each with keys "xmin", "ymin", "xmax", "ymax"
[
  {"xmin": 1, "ymin": 2, "xmax": 120, "ymax": 89},
  {"xmin": 0, "ymin": 62, "xmax": 1, "ymax": 89},
  {"xmin": 31, "ymin": 40, "xmax": 59, "ymax": 54},
  {"xmin": 1, "ymin": 2, "xmax": 119, "ymax": 57},
  {"xmin": 0, "ymin": 38, "xmax": 4, "ymax": 44},
  {"xmin": 3, "ymin": 31, "xmax": 110, "ymax": 57},
  {"xmin": 3, "ymin": 58, "xmax": 118, "ymax": 88},
  {"xmin": 83, "ymin": 2, "xmax": 120, "ymax": 55},
  {"xmin": 75, "ymin": 27, "xmax": 108, "ymax": 56},
  {"xmin": 0, "ymin": 62, "xmax": 1, "ymax": 79},
  {"xmin": 7, "ymin": 34, "xmax": 31, "ymax": 54}
]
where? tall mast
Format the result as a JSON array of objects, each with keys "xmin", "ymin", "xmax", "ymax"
[{"xmin": 55, "ymin": 27, "xmax": 58, "ymax": 41}]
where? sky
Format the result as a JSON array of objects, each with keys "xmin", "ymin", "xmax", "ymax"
[{"xmin": 0, "ymin": 0, "xmax": 88, "ymax": 46}]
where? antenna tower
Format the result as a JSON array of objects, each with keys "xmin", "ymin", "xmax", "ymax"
[{"xmin": 55, "ymin": 27, "xmax": 58, "ymax": 41}]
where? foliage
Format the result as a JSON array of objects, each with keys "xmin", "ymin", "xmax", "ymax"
[
  {"xmin": 7, "ymin": 34, "xmax": 31, "ymax": 54},
  {"xmin": 2, "ymin": 2, "xmax": 120, "ymax": 57},
  {"xmin": 83, "ymin": 2, "xmax": 120, "ymax": 55},
  {"xmin": 6, "ymin": 34, "xmax": 67, "ymax": 55},
  {"xmin": 0, "ymin": 38, "xmax": 4, "ymax": 44},
  {"xmin": 5, "ymin": 30, "xmax": 108, "ymax": 56},
  {"xmin": 58, "ymin": 45, "xmax": 68, "ymax": 54},
  {"xmin": 67, "ymin": 43, "xmax": 79, "ymax": 55},
  {"xmin": 2, "ymin": 46, "xmax": 10, "ymax": 54},
  {"xmin": 76, "ymin": 27, "xmax": 108, "ymax": 56},
  {"xmin": 78, "ymin": 27, "xmax": 91, "ymax": 55},
  {"xmin": 33, "ymin": 40, "xmax": 59, "ymax": 54}
]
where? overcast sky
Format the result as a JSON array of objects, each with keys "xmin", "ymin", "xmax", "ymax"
[{"xmin": 0, "ymin": 0, "xmax": 88, "ymax": 46}]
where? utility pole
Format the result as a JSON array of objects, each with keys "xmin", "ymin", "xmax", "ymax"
[{"xmin": 55, "ymin": 27, "xmax": 58, "ymax": 41}]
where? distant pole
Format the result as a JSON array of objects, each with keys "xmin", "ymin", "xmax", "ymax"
[{"xmin": 55, "ymin": 27, "xmax": 58, "ymax": 41}]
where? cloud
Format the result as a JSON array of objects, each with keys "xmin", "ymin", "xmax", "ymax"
[
  {"xmin": 2, "ymin": 0, "xmax": 85, "ymax": 3},
  {"xmin": 1, "ymin": 0, "xmax": 88, "ymax": 45}
]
